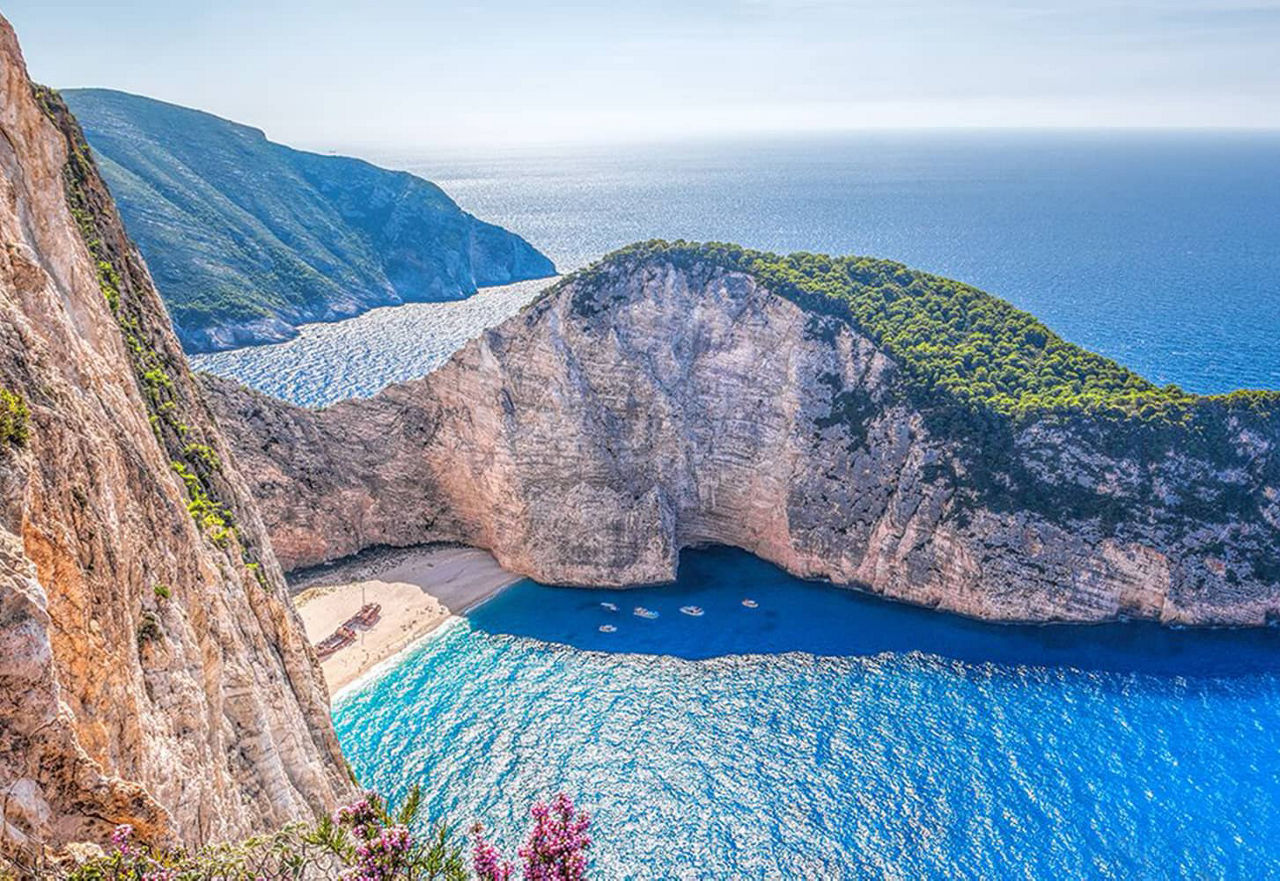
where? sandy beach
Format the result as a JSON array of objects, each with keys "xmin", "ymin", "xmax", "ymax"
[{"xmin": 290, "ymin": 545, "xmax": 523, "ymax": 693}]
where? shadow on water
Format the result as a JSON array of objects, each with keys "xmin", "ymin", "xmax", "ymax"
[{"xmin": 467, "ymin": 546, "xmax": 1280, "ymax": 677}]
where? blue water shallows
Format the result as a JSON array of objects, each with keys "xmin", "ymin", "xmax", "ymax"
[{"xmin": 333, "ymin": 549, "xmax": 1280, "ymax": 878}]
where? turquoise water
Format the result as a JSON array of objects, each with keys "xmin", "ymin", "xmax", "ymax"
[
  {"xmin": 278, "ymin": 134, "xmax": 1280, "ymax": 874},
  {"xmin": 333, "ymin": 549, "xmax": 1280, "ymax": 878},
  {"xmin": 197, "ymin": 132, "xmax": 1280, "ymax": 406}
]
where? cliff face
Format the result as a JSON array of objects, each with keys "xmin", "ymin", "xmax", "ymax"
[
  {"xmin": 206, "ymin": 250, "xmax": 1280, "ymax": 627},
  {"xmin": 0, "ymin": 18, "xmax": 350, "ymax": 866},
  {"xmin": 61, "ymin": 88, "xmax": 555, "ymax": 353}
]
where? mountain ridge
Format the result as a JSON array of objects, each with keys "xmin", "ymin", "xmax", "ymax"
[{"xmin": 61, "ymin": 87, "xmax": 555, "ymax": 352}]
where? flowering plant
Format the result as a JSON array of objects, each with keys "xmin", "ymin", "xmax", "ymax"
[
  {"xmin": 472, "ymin": 794, "xmax": 591, "ymax": 881},
  {"xmin": 49, "ymin": 788, "xmax": 591, "ymax": 879},
  {"xmin": 58, "ymin": 788, "xmax": 466, "ymax": 880}
]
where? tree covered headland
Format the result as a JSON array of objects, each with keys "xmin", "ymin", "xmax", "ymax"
[{"xmin": 566, "ymin": 240, "xmax": 1280, "ymax": 428}]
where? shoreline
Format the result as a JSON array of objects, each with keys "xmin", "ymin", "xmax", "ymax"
[
  {"xmin": 185, "ymin": 274, "xmax": 559, "ymax": 356},
  {"xmin": 329, "ymin": 616, "xmax": 467, "ymax": 703},
  {"xmin": 290, "ymin": 544, "xmax": 523, "ymax": 694},
  {"xmin": 190, "ymin": 276, "xmax": 561, "ymax": 409}
]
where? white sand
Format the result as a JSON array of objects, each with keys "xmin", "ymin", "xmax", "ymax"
[{"xmin": 291, "ymin": 545, "xmax": 521, "ymax": 693}]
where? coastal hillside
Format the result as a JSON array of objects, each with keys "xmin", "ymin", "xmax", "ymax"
[
  {"xmin": 207, "ymin": 241, "xmax": 1280, "ymax": 626},
  {"xmin": 61, "ymin": 88, "xmax": 555, "ymax": 352},
  {"xmin": 0, "ymin": 17, "xmax": 351, "ymax": 865}
]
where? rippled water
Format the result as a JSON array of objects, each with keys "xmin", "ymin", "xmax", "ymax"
[
  {"xmin": 231, "ymin": 134, "xmax": 1280, "ymax": 874},
  {"xmin": 196, "ymin": 132, "xmax": 1280, "ymax": 406},
  {"xmin": 190, "ymin": 278, "xmax": 550, "ymax": 408},
  {"xmin": 333, "ymin": 549, "xmax": 1280, "ymax": 878}
]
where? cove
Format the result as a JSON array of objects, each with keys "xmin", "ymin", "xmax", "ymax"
[{"xmin": 333, "ymin": 548, "xmax": 1280, "ymax": 877}]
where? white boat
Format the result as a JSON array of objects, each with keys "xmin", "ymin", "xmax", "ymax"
[
  {"xmin": 680, "ymin": 605, "xmax": 704, "ymax": 617},
  {"xmin": 599, "ymin": 624, "xmax": 617, "ymax": 633},
  {"xmin": 742, "ymin": 599, "xmax": 759, "ymax": 609},
  {"xmin": 600, "ymin": 601, "xmax": 618, "ymax": 612},
  {"xmin": 633, "ymin": 607, "xmax": 659, "ymax": 619}
]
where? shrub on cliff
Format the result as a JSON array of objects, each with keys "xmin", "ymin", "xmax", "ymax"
[{"xmin": 0, "ymin": 387, "xmax": 29, "ymax": 447}]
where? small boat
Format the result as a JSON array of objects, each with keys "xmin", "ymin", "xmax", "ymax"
[
  {"xmin": 633, "ymin": 607, "xmax": 659, "ymax": 619},
  {"xmin": 599, "ymin": 624, "xmax": 617, "ymax": 633},
  {"xmin": 600, "ymin": 602, "xmax": 618, "ymax": 612},
  {"xmin": 680, "ymin": 606, "xmax": 704, "ymax": 617},
  {"xmin": 742, "ymin": 599, "xmax": 759, "ymax": 609}
]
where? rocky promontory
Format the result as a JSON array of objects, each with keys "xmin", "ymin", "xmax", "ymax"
[{"xmin": 207, "ymin": 242, "xmax": 1280, "ymax": 627}]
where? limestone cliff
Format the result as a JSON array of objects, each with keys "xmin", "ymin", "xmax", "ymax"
[
  {"xmin": 0, "ymin": 16, "xmax": 350, "ymax": 868},
  {"xmin": 206, "ymin": 243, "xmax": 1280, "ymax": 627}
]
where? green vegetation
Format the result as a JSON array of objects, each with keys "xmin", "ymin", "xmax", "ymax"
[
  {"xmin": 61, "ymin": 88, "xmax": 554, "ymax": 351},
  {"xmin": 171, "ymin": 460, "xmax": 236, "ymax": 547},
  {"xmin": 96, "ymin": 259, "xmax": 121, "ymax": 313},
  {"xmin": 0, "ymin": 388, "xmax": 29, "ymax": 447},
  {"xmin": 567, "ymin": 241, "xmax": 1280, "ymax": 426},
  {"xmin": 182, "ymin": 441, "xmax": 222, "ymax": 470},
  {"xmin": 35, "ymin": 84, "xmax": 269, "ymax": 581},
  {"xmin": 245, "ymin": 560, "xmax": 269, "ymax": 590},
  {"xmin": 153, "ymin": 582, "xmax": 172, "ymax": 601},
  {"xmin": 560, "ymin": 241, "xmax": 1280, "ymax": 527}
]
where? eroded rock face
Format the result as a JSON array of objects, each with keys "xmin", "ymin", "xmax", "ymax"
[
  {"xmin": 0, "ymin": 16, "xmax": 350, "ymax": 866},
  {"xmin": 207, "ymin": 254, "xmax": 1280, "ymax": 627}
]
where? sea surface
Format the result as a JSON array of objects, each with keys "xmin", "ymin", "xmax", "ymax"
[
  {"xmin": 192, "ymin": 279, "xmax": 548, "ymax": 408},
  {"xmin": 255, "ymin": 133, "xmax": 1280, "ymax": 876},
  {"xmin": 196, "ymin": 131, "xmax": 1280, "ymax": 406},
  {"xmin": 334, "ymin": 548, "xmax": 1280, "ymax": 878}
]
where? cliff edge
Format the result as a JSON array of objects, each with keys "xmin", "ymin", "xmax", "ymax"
[{"xmin": 0, "ymin": 16, "xmax": 351, "ymax": 867}]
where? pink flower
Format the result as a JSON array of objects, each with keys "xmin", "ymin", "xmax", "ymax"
[
  {"xmin": 340, "ymin": 814, "xmax": 414, "ymax": 880},
  {"xmin": 518, "ymin": 793, "xmax": 592, "ymax": 881},
  {"xmin": 474, "ymin": 794, "xmax": 591, "ymax": 881},
  {"xmin": 472, "ymin": 824, "xmax": 514, "ymax": 881},
  {"xmin": 110, "ymin": 823, "xmax": 134, "ymax": 856}
]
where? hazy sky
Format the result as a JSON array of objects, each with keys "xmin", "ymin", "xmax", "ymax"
[{"xmin": 7, "ymin": 1, "xmax": 1280, "ymax": 150}]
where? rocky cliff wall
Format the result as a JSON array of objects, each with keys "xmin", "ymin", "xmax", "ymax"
[
  {"xmin": 206, "ymin": 254, "xmax": 1280, "ymax": 627},
  {"xmin": 0, "ymin": 16, "xmax": 351, "ymax": 867}
]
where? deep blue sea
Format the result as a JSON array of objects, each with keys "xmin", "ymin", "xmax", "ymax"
[
  {"xmin": 197, "ymin": 132, "xmax": 1280, "ymax": 406},
  {"xmin": 335, "ymin": 549, "xmax": 1280, "ymax": 879},
  {"xmin": 279, "ymin": 133, "xmax": 1280, "ymax": 877}
]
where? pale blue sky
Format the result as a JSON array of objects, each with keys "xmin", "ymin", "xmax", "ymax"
[{"xmin": 6, "ymin": 1, "xmax": 1280, "ymax": 149}]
